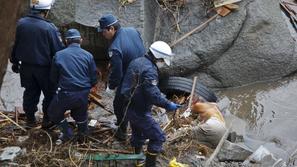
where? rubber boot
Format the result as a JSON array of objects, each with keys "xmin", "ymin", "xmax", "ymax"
[
  {"xmin": 41, "ymin": 115, "xmax": 55, "ymax": 130},
  {"xmin": 56, "ymin": 119, "xmax": 73, "ymax": 145},
  {"xmin": 134, "ymin": 147, "xmax": 145, "ymax": 167},
  {"xmin": 115, "ymin": 125, "xmax": 127, "ymax": 141},
  {"xmin": 25, "ymin": 112, "xmax": 37, "ymax": 129},
  {"xmin": 145, "ymin": 151, "xmax": 158, "ymax": 167},
  {"xmin": 77, "ymin": 120, "xmax": 89, "ymax": 143},
  {"xmin": 25, "ymin": 118, "xmax": 37, "ymax": 129}
]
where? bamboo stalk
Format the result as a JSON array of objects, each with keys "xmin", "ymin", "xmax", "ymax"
[
  {"xmin": 0, "ymin": 111, "xmax": 27, "ymax": 132},
  {"xmin": 188, "ymin": 77, "xmax": 198, "ymax": 109},
  {"xmin": 170, "ymin": 14, "xmax": 219, "ymax": 47}
]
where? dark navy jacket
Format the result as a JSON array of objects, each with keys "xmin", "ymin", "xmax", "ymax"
[
  {"xmin": 108, "ymin": 27, "xmax": 145, "ymax": 89},
  {"xmin": 51, "ymin": 43, "xmax": 97, "ymax": 91},
  {"xmin": 121, "ymin": 55, "xmax": 171, "ymax": 115},
  {"xmin": 11, "ymin": 13, "xmax": 63, "ymax": 66}
]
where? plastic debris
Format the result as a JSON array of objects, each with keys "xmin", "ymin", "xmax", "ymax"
[
  {"xmin": 169, "ymin": 157, "xmax": 189, "ymax": 167},
  {"xmin": 0, "ymin": 146, "xmax": 21, "ymax": 161}
]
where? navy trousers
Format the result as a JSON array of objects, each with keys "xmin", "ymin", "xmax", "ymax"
[
  {"xmin": 128, "ymin": 110, "xmax": 166, "ymax": 153},
  {"xmin": 48, "ymin": 89, "xmax": 90, "ymax": 124},
  {"xmin": 20, "ymin": 65, "xmax": 55, "ymax": 122},
  {"xmin": 113, "ymin": 84, "xmax": 128, "ymax": 132}
]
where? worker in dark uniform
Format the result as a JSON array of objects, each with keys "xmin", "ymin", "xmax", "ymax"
[
  {"xmin": 10, "ymin": 0, "xmax": 63, "ymax": 128},
  {"xmin": 48, "ymin": 29, "xmax": 97, "ymax": 144},
  {"xmin": 121, "ymin": 41, "xmax": 181, "ymax": 167},
  {"xmin": 98, "ymin": 14, "xmax": 145, "ymax": 141}
]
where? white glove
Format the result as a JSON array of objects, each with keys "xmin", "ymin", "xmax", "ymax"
[
  {"xmin": 105, "ymin": 87, "xmax": 116, "ymax": 96},
  {"xmin": 182, "ymin": 108, "xmax": 191, "ymax": 118}
]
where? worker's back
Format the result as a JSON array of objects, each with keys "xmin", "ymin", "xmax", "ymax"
[
  {"xmin": 109, "ymin": 27, "xmax": 145, "ymax": 74},
  {"xmin": 12, "ymin": 13, "xmax": 63, "ymax": 66},
  {"xmin": 52, "ymin": 43, "xmax": 97, "ymax": 91}
]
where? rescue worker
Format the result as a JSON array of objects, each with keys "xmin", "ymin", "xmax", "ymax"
[
  {"xmin": 10, "ymin": 0, "xmax": 64, "ymax": 128},
  {"xmin": 48, "ymin": 29, "xmax": 97, "ymax": 144},
  {"xmin": 190, "ymin": 102, "xmax": 227, "ymax": 148},
  {"xmin": 97, "ymin": 14, "xmax": 145, "ymax": 141},
  {"xmin": 121, "ymin": 41, "xmax": 181, "ymax": 167}
]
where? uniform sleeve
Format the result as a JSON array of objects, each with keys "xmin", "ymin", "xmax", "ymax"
[
  {"xmin": 50, "ymin": 55, "xmax": 60, "ymax": 86},
  {"xmin": 108, "ymin": 50, "xmax": 123, "ymax": 89},
  {"xmin": 48, "ymin": 25, "xmax": 64, "ymax": 58},
  {"xmin": 142, "ymin": 69, "xmax": 171, "ymax": 109},
  {"xmin": 89, "ymin": 56, "xmax": 98, "ymax": 87}
]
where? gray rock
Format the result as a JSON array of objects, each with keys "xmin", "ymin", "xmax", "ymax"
[
  {"xmin": 217, "ymin": 140, "xmax": 253, "ymax": 162},
  {"xmin": 242, "ymin": 145, "xmax": 283, "ymax": 167},
  {"xmin": 208, "ymin": 0, "xmax": 297, "ymax": 87},
  {"xmin": 157, "ymin": 0, "xmax": 297, "ymax": 87},
  {"xmin": 47, "ymin": 0, "xmax": 297, "ymax": 87}
]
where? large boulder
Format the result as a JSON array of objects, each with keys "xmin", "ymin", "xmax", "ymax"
[
  {"xmin": 157, "ymin": 0, "xmax": 297, "ymax": 87},
  {"xmin": 49, "ymin": 0, "xmax": 157, "ymax": 59},
  {"xmin": 49, "ymin": 0, "xmax": 297, "ymax": 87}
]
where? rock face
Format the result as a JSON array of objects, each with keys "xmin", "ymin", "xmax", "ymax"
[
  {"xmin": 0, "ymin": 0, "xmax": 296, "ymax": 88},
  {"xmin": 0, "ymin": 0, "xmax": 28, "ymax": 88},
  {"xmin": 208, "ymin": 0, "xmax": 297, "ymax": 87},
  {"xmin": 49, "ymin": 0, "xmax": 155, "ymax": 60},
  {"xmin": 157, "ymin": 0, "xmax": 297, "ymax": 87},
  {"xmin": 49, "ymin": 0, "xmax": 297, "ymax": 87}
]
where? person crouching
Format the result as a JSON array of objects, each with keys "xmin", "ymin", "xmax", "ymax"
[
  {"xmin": 190, "ymin": 102, "xmax": 227, "ymax": 148},
  {"xmin": 48, "ymin": 29, "xmax": 97, "ymax": 144}
]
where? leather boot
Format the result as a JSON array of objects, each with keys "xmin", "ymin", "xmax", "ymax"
[
  {"xmin": 145, "ymin": 151, "xmax": 158, "ymax": 167},
  {"xmin": 77, "ymin": 120, "xmax": 89, "ymax": 143},
  {"xmin": 134, "ymin": 147, "xmax": 145, "ymax": 167},
  {"xmin": 56, "ymin": 119, "xmax": 73, "ymax": 145}
]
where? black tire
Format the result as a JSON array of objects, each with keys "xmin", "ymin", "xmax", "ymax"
[{"xmin": 159, "ymin": 77, "xmax": 218, "ymax": 102}]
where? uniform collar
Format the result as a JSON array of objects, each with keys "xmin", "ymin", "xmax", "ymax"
[
  {"xmin": 68, "ymin": 43, "xmax": 81, "ymax": 48},
  {"xmin": 27, "ymin": 13, "xmax": 47, "ymax": 21},
  {"xmin": 145, "ymin": 54, "xmax": 157, "ymax": 67},
  {"xmin": 112, "ymin": 27, "xmax": 122, "ymax": 41}
]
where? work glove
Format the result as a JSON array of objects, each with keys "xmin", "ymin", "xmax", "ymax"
[
  {"xmin": 181, "ymin": 108, "xmax": 191, "ymax": 118},
  {"xmin": 11, "ymin": 63, "xmax": 19, "ymax": 73},
  {"xmin": 105, "ymin": 87, "xmax": 116, "ymax": 96},
  {"xmin": 167, "ymin": 102, "xmax": 181, "ymax": 111}
]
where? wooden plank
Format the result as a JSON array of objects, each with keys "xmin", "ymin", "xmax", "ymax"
[
  {"xmin": 216, "ymin": 6, "xmax": 232, "ymax": 17},
  {"xmin": 89, "ymin": 93, "xmax": 113, "ymax": 114},
  {"xmin": 188, "ymin": 77, "xmax": 198, "ymax": 109},
  {"xmin": 214, "ymin": 0, "xmax": 241, "ymax": 8},
  {"xmin": 224, "ymin": 3, "xmax": 240, "ymax": 10}
]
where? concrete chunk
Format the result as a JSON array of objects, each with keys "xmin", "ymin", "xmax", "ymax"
[{"xmin": 217, "ymin": 140, "xmax": 253, "ymax": 161}]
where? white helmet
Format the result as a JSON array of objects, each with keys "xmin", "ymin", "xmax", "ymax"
[
  {"xmin": 149, "ymin": 41, "xmax": 174, "ymax": 66},
  {"xmin": 30, "ymin": 0, "xmax": 55, "ymax": 10}
]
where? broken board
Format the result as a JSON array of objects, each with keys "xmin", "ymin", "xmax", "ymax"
[{"xmin": 214, "ymin": 0, "xmax": 242, "ymax": 8}]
